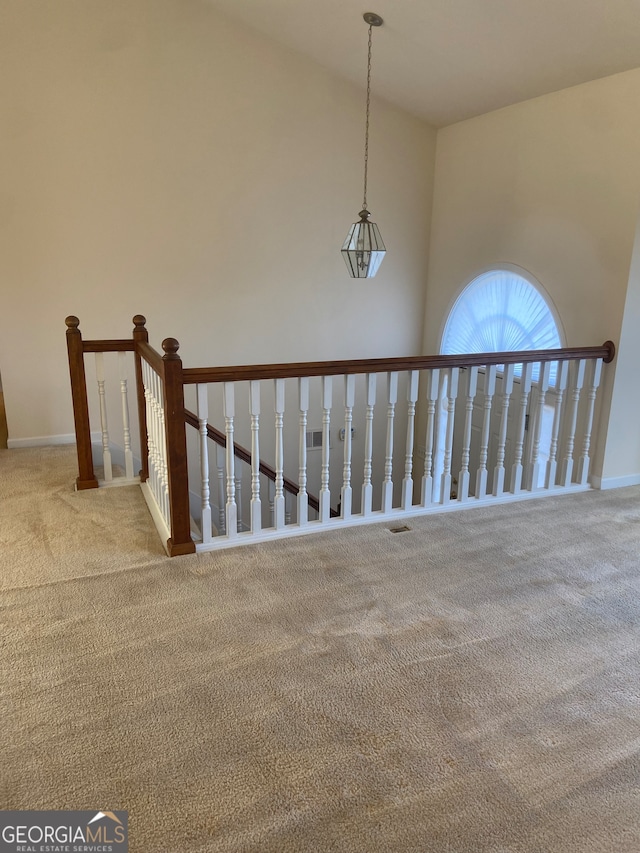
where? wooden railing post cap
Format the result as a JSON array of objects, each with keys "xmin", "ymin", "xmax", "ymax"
[
  {"xmin": 65, "ymin": 315, "xmax": 80, "ymax": 331},
  {"xmin": 603, "ymin": 340, "xmax": 616, "ymax": 363},
  {"xmin": 132, "ymin": 314, "xmax": 147, "ymax": 330},
  {"xmin": 162, "ymin": 338, "xmax": 181, "ymax": 360}
]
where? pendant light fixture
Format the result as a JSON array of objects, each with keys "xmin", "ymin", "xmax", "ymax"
[{"xmin": 342, "ymin": 12, "xmax": 386, "ymax": 279}]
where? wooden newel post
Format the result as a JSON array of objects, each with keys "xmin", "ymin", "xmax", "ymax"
[
  {"xmin": 132, "ymin": 314, "xmax": 149, "ymax": 482},
  {"xmin": 162, "ymin": 337, "xmax": 196, "ymax": 556},
  {"xmin": 65, "ymin": 316, "xmax": 98, "ymax": 490}
]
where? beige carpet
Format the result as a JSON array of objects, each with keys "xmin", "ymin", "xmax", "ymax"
[{"xmin": 1, "ymin": 445, "xmax": 640, "ymax": 852}]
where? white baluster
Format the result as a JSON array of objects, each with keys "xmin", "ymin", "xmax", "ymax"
[
  {"xmin": 274, "ymin": 378, "xmax": 285, "ymax": 529},
  {"xmin": 421, "ymin": 369, "xmax": 440, "ymax": 506},
  {"xmin": 475, "ymin": 364, "xmax": 497, "ymax": 500},
  {"xmin": 361, "ymin": 373, "xmax": 376, "ymax": 516},
  {"xmin": 196, "ymin": 384, "xmax": 212, "ymax": 545},
  {"xmin": 146, "ymin": 362, "xmax": 159, "ymax": 508},
  {"xmin": 156, "ymin": 370, "xmax": 169, "ymax": 524},
  {"xmin": 546, "ymin": 361, "xmax": 568, "ymax": 489},
  {"xmin": 149, "ymin": 365, "xmax": 165, "ymax": 519},
  {"xmin": 250, "ymin": 380, "xmax": 262, "ymax": 534},
  {"xmin": 401, "ymin": 370, "xmax": 420, "ymax": 510},
  {"xmin": 561, "ymin": 360, "xmax": 586, "ymax": 486},
  {"xmin": 118, "ymin": 351, "xmax": 134, "ymax": 479},
  {"xmin": 439, "ymin": 367, "xmax": 459, "ymax": 505},
  {"xmin": 319, "ymin": 376, "xmax": 332, "ymax": 524},
  {"xmin": 492, "ymin": 363, "xmax": 515, "ymax": 497},
  {"xmin": 216, "ymin": 443, "xmax": 226, "ymax": 534},
  {"xmin": 143, "ymin": 361, "xmax": 156, "ymax": 502},
  {"xmin": 382, "ymin": 372, "xmax": 398, "ymax": 514},
  {"xmin": 235, "ymin": 472, "xmax": 243, "ymax": 532},
  {"xmin": 223, "ymin": 382, "xmax": 237, "ymax": 539},
  {"xmin": 285, "ymin": 492, "xmax": 292, "ymax": 525},
  {"xmin": 269, "ymin": 479, "xmax": 275, "ymax": 528},
  {"xmin": 341, "ymin": 375, "xmax": 355, "ymax": 519},
  {"xmin": 458, "ymin": 366, "xmax": 478, "ymax": 502},
  {"xmin": 576, "ymin": 358, "xmax": 603, "ymax": 485},
  {"xmin": 298, "ymin": 378, "xmax": 309, "ymax": 526},
  {"xmin": 510, "ymin": 362, "xmax": 534, "ymax": 494},
  {"xmin": 95, "ymin": 352, "xmax": 113, "ymax": 482},
  {"xmin": 528, "ymin": 361, "xmax": 551, "ymax": 490}
]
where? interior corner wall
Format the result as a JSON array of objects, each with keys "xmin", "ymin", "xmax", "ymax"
[
  {"xmin": 0, "ymin": 0, "xmax": 436, "ymax": 444},
  {"xmin": 597, "ymin": 207, "xmax": 640, "ymax": 485},
  {"xmin": 423, "ymin": 68, "xmax": 640, "ymax": 479}
]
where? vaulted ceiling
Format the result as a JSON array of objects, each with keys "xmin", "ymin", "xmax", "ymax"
[{"xmin": 207, "ymin": 0, "xmax": 640, "ymax": 126}]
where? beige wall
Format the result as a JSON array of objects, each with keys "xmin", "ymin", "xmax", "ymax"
[
  {"xmin": 423, "ymin": 68, "xmax": 640, "ymax": 481},
  {"xmin": 0, "ymin": 0, "xmax": 436, "ymax": 443}
]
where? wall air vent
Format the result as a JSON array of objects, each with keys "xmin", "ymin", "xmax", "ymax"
[{"xmin": 306, "ymin": 429, "xmax": 324, "ymax": 450}]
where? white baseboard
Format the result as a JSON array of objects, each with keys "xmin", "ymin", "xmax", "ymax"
[
  {"xmin": 7, "ymin": 431, "xmax": 102, "ymax": 450},
  {"xmin": 8, "ymin": 433, "xmax": 73, "ymax": 449},
  {"xmin": 590, "ymin": 473, "xmax": 640, "ymax": 490}
]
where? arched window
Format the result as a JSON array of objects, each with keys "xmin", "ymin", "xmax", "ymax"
[{"xmin": 441, "ymin": 269, "xmax": 562, "ymax": 380}]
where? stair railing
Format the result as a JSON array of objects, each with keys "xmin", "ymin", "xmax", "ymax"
[{"xmin": 66, "ymin": 315, "xmax": 615, "ymax": 556}]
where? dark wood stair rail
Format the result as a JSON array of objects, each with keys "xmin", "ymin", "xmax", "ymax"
[
  {"xmin": 183, "ymin": 409, "xmax": 339, "ymax": 519},
  {"xmin": 67, "ymin": 313, "xmax": 616, "ymax": 558},
  {"xmin": 179, "ymin": 342, "xmax": 616, "ymax": 384}
]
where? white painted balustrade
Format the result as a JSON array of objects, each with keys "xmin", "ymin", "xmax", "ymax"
[
  {"xmin": 140, "ymin": 358, "xmax": 171, "ymax": 541},
  {"xmin": 65, "ymin": 318, "xmax": 612, "ymax": 557},
  {"xmin": 182, "ymin": 352, "xmax": 609, "ymax": 552},
  {"xmin": 91, "ymin": 351, "xmax": 138, "ymax": 486}
]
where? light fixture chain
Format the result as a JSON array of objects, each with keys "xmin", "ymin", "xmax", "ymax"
[{"xmin": 363, "ymin": 22, "xmax": 373, "ymax": 210}]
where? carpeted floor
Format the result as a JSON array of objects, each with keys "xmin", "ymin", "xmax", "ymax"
[{"xmin": 1, "ymin": 445, "xmax": 640, "ymax": 852}]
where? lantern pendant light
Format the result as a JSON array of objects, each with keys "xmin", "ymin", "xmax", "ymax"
[{"xmin": 342, "ymin": 12, "xmax": 386, "ymax": 279}]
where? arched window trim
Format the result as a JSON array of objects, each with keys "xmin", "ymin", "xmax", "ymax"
[
  {"xmin": 439, "ymin": 265, "xmax": 564, "ymax": 385},
  {"xmin": 440, "ymin": 264, "xmax": 565, "ymax": 353}
]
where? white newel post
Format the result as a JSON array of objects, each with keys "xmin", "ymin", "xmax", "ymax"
[
  {"xmin": 341, "ymin": 375, "xmax": 355, "ymax": 519},
  {"xmin": 493, "ymin": 363, "xmax": 514, "ymax": 497},
  {"xmin": 475, "ymin": 364, "xmax": 497, "ymax": 500},
  {"xmin": 298, "ymin": 378, "xmax": 309, "ymax": 526},
  {"xmin": 320, "ymin": 376, "xmax": 332, "ymax": 524},
  {"xmin": 196, "ymin": 384, "xmax": 212, "ymax": 545},
  {"xmin": 382, "ymin": 372, "xmax": 398, "ymax": 513},
  {"xmin": 439, "ymin": 367, "xmax": 459, "ymax": 505},
  {"xmin": 546, "ymin": 361, "xmax": 568, "ymax": 489},
  {"xmin": 118, "ymin": 351, "xmax": 134, "ymax": 479},
  {"xmin": 223, "ymin": 382, "xmax": 237, "ymax": 539},
  {"xmin": 576, "ymin": 358, "xmax": 603, "ymax": 486},
  {"xmin": 95, "ymin": 353, "xmax": 113, "ymax": 482},
  {"xmin": 561, "ymin": 359, "xmax": 586, "ymax": 487},
  {"xmin": 401, "ymin": 371, "xmax": 420, "ymax": 511},
  {"xmin": 361, "ymin": 373, "xmax": 377, "ymax": 516},
  {"xmin": 458, "ymin": 366, "xmax": 478, "ymax": 502},
  {"xmin": 510, "ymin": 362, "xmax": 534, "ymax": 494},
  {"xmin": 421, "ymin": 369, "xmax": 440, "ymax": 506},
  {"xmin": 250, "ymin": 380, "xmax": 262, "ymax": 534},
  {"xmin": 274, "ymin": 378, "xmax": 286, "ymax": 529}
]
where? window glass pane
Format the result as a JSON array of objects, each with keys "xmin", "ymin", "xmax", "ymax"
[{"xmin": 441, "ymin": 270, "xmax": 562, "ymax": 382}]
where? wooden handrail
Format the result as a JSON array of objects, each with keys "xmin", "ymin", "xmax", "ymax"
[
  {"xmin": 82, "ymin": 340, "xmax": 136, "ymax": 353},
  {"xmin": 180, "ymin": 341, "xmax": 616, "ymax": 385},
  {"xmin": 183, "ymin": 408, "xmax": 338, "ymax": 518},
  {"xmin": 136, "ymin": 340, "xmax": 165, "ymax": 374}
]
